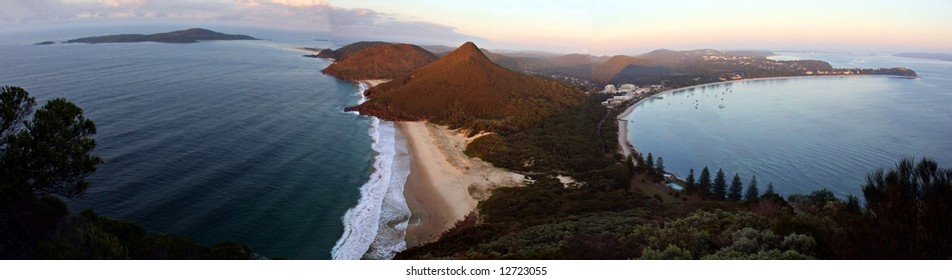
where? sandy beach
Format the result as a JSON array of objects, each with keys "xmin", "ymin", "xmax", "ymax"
[
  {"xmin": 398, "ymin": 122, "xmax": 526, "ymax": 247},
  {"xmin": 617, "ymin": 96, "xmax": 650, "ymax": 161},
  {"xmin": 356, "ymin": 78, "xmax": 524, "ymax": 247},
  {"xmin": 361, "ymin": 79, "xmax": 388, "ymax": 88}
]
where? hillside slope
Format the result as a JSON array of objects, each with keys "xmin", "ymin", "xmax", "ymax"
[
  {"xmin": 351, "ymin": 42, "xmax": 585, "ymax": 132},
  {"xmin": 321, "ymin": 43, "xmax": 437, "ymax": 80}
]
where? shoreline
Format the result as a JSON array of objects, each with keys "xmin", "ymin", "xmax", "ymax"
[
  {"xmin": 397, "ymin": 122, "xmax": 526, "ymax": 247},
  {"xmin": 615, "ymin": 74, "xmax": 915, "ymax": 161},
  {"xmin": 360, "ymin": 79, "xmax": 389, "ymax": 88},
  {"xmin": 352, "ymin": 79, "xmax": 524, "ymax": 250}
]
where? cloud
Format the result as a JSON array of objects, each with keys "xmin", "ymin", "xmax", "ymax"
[
  {"xmin": 103, "ymin": 0, "xmax": 144, "ymax": 7},
  {"xmin": 267, "ymin": 0, "xmax": 328, "ymax": 7},
  {"xmin": 0, "ymin": 0, "xmax": 478, "ymax": 44}
]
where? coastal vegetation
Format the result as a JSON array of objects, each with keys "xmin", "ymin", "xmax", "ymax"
[
  {"xmin": 0, "ymin": 86, "xmax": 256, "ymax": 259},
  {"xmin": 398, "ymin": 157, "xmax": 952, "ymax": 259}
]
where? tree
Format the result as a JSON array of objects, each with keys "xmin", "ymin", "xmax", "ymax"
[
  {"xmin": 0, "ymin": 86, "xmax": 36, "ymax": 141},
  {"xmin": 1, "ymin": 96, "xmax": 103, "ymax": 198},
  {"xmin": 685, "ymin": 168, "xmax": 696, "ymax": 192},
  {"xmin": 713, "ymin": 169, "xmax": 727, "ymax": 199},
  {"xmin": 698, "ymin": 167, "xmax": 712, "ymax": 197},
  {"xmin": 645, "ymin": 153, "xmax": 654, "ymax": 173},
  {"xmin": 655, "ymin": 157, "xmax": 665, "ymax": 175},
  {"xmin": 763, "ymin": 182, "xmax": 777, "ymax": 198},
  {"xmin": 728, "ymin": 173, "xmax": 743, "ymax": 201},
  {"xmin": 859, "ymin": 158, "xmax": 952, "ymax": 258},
  {"xmin": 745, "ymin": 175, "xmax": 760, "ymax": 201}
]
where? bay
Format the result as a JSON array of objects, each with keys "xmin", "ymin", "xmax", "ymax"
[{"xmin": 625, "ymin": 53, "xmax": 952, "ymax": 197}]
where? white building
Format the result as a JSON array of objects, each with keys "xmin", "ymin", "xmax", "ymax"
[
  {"xmin": 603, "ymin": 84, "xmax": 617, "ymax": 94},
  {"xmin": 619, "ymin": 84, "xmax": 636, "ymax": 92}
]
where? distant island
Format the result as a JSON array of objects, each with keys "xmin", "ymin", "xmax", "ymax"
[
  {"xmin": 33, "ymin": 41, "xmax": 55, "ymax": 46},
  {"xmin": 63, "ymin": 28, "xmax": 257, "ymax": 44},
  {"xmin": 895, "ymin": 52, "xmax": 952, "ymax": 62}
]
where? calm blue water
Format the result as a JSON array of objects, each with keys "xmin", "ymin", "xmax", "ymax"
[
  {"xmin": 625, "ymin": 53, "xmax": 952, "ymax": 198},
  {"xmin": 0, "ymin": 26, "xmax": 372, "ymax": 259}
]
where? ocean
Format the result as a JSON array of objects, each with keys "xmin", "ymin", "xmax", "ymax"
[
  {"xmin": 624, "ymin": 52, "xmax": 952, "ymax": 198},
  {"xmin": 0, "ymin": 24, "xmax": 410, "ymax": 259}
]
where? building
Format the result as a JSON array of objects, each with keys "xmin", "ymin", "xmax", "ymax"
[
  {"xmin": 603, "ymin": 84, "xmax": 617, "ymax": 94},
  {"xmin": 619, "ymin": 84, "xmax": 636, "ymax": 92}
]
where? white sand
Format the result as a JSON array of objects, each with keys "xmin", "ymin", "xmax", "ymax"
[{"xmin": 398, "ymin": 122, "xmax": 526, "ymax": 247}]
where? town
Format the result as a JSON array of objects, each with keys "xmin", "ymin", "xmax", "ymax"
[{"xmin": 599, "ymin": 83, "xmax": 664, "ymax": 107}]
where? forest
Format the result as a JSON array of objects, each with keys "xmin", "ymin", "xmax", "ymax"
[{"xmin": 399, "ymin": 154, "xmax": 952, "ymax": 259}]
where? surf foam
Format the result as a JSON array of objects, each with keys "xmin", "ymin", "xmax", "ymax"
[{"xmin": 331, "ymin": 82, "xmax": 412, "ymax": 260}]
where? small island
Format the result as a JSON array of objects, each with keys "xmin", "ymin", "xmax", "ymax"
[
  {"xmin": 64, "ymin": 28, "xmax": 257, "ymax": 44},
  {"xmin": 33, "ymin": 41, "xmax": 55, "ymax": 46}
]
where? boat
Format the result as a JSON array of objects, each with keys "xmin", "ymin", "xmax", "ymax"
[{"xmin": 718, "ymin": 104, "xmax": 726, "ymax": 108}]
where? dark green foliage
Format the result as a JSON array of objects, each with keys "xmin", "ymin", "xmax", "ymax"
[
  {"xmin": 698, "ymin": 167, "xmax": 712, "ymax": 197},
  {"xmin": 788, "ymin": 189, "xmax": 838, "ymax": 214},
  {"xmin": 0, "ymin": 86, "xmax": 36, "ymax": 139},
  {"xmin": 645, "ymin": 153, "xmax": 654, "ymax": 173},
  {"xmin": 29, "ymin": 209, "xmax": 256, "ymax": 260},
  {"xmin": 713, "ymin": 169, "xmax": 727, "ymax": 199},
  {"xmin": 745, "ymin": 175, "xmax": 759, "ymax": 202},
  {"xmin": 763, "ymin": 182, "xmax": 777, "ymax": 197},
  {"xmin": 465, "ymin": 96, "xmax": 626, "ymax": 189},
  {"xmin": 855, "ymin": 158, "xmax": 952, "ymax": 259},
  {"xmin": 2, "ymin": 98, "xmax": 103, "ymax": 198},
  {"xmin": 655, "ymin": 157, "xmax": 665, "ymax": 175},
  {"xmin": 728, "ymin": 173, "xmax": 743, "ymax": 201},
  {"xmin": 685, "ymin": 168, "xmax": 696, "ymax": 192},
  {"xmin": 629, "ymin": 209, "xmax": 814, "ymax": 259},
  {"xmin": 401, "ymin": 156, "xmax": 952, "ymax": 260},
  {"xmin": 641, "ymin": 245, "xmax": 693, "ymax": 260}
]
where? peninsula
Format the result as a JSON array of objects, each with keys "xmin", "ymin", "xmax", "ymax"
[
  {"xmin": 313, "ymin": 40, "xmax": 950, "ymax": 260},
  {"xmin": 64, "ymin": 28, "xmax": 257, "ymax": 44}
]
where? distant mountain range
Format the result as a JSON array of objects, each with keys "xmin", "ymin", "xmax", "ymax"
[
  {"xmin": 895, "ymin": 52, "xmax": 952, "ymax": 62},
  {"xmin": 347, "ymin": 42, "xmax": 585, "ymax": 132},
  {"xmin": 63, "ymin": 28, "xmax": 257, "ymax": 44}
]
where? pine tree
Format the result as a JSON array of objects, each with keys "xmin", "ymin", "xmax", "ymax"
[
  {"xmin": 763, "ymin": 182, "xmax": 777, "ymax": 198},
  {"xmin": 713, "ymin": 169, "xmax": 727, "ymax": 199},
  {"xmin": 655, "ymin": 157, "xmax": 665, "ymax": 175},
  {"xmin": 745, "ymin": 175, "xmax": 760, "ymax": 201},
  {"xmin": 685, "ymin": 168, "xmax": 696, "ymax": 192},
  {"xmin": 645, "ymin": 153, "xmax": 654, "ymax": 173},
  {"xmin": 2, "ymin": 97, "xmax": 102, "ymax": 198},
  {"xmin": 698, "ymin": 167, "xmax": 712, "ymax": 197},
  {"xmin": 728, "ymin": 173, "xmax": 743, "ymax": 201}
]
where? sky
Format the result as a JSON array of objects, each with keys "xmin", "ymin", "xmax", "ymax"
[{"xmin": 1, "ymin": 0, "xmax": 950, "ymax": 55}]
